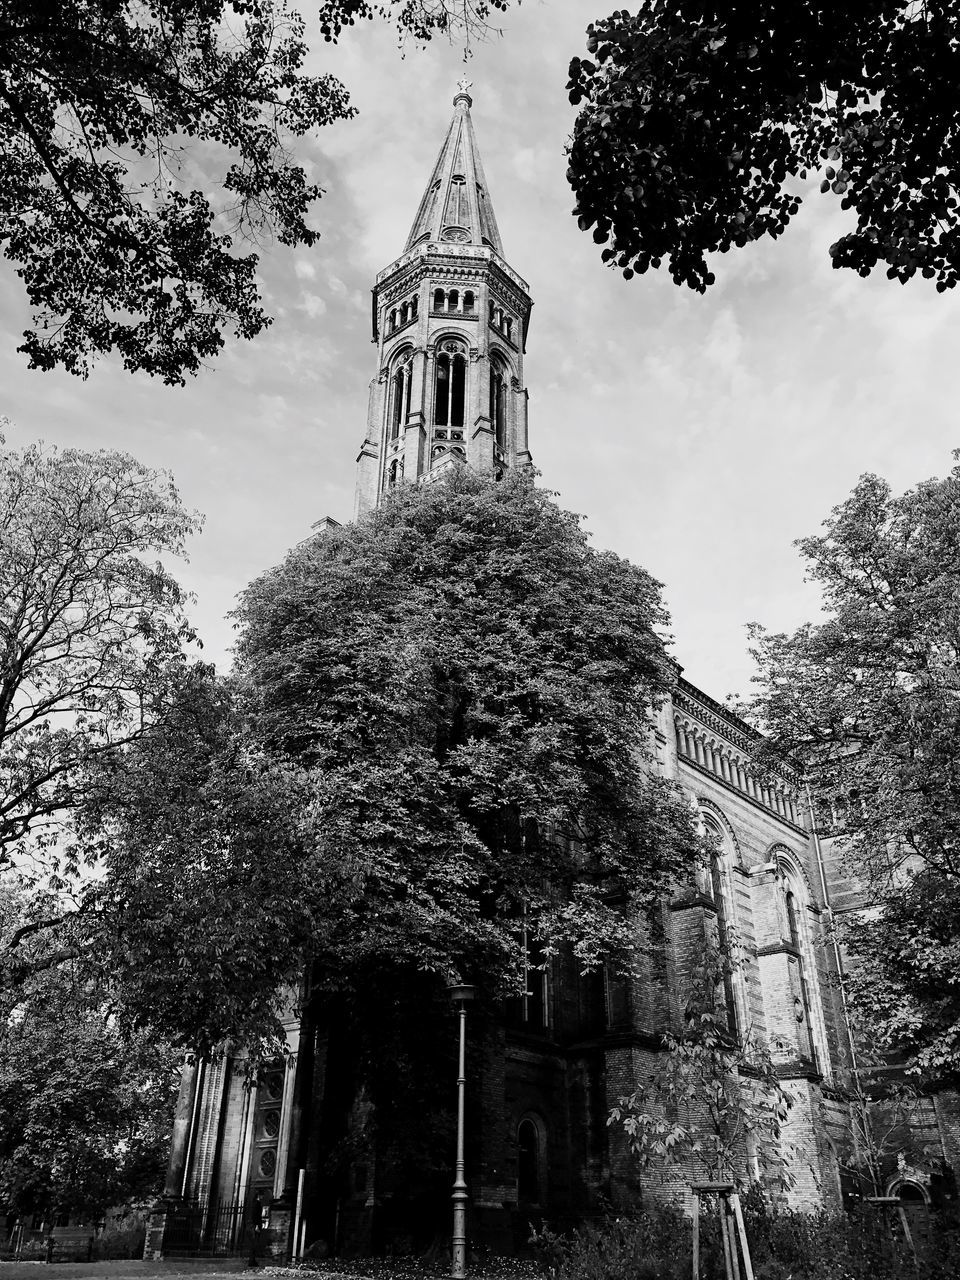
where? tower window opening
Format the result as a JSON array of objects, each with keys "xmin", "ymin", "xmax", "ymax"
[
  {"xmin": 434, "ymin": 347, "xmax": 466, "ymax": 429},
  {"xmin": 489, "ymin": 300, "xmax": 495, "ymax": 324},
  {"xmin": 505, "ymin": 317, "xmax": 513, "ymax": 341},
  {"xmin": 435, "ymin": 348, "xmax": 465, "ymax": 427},
  {"xmin": 490, "ymin": 361, "xmax": 507, "ymax": 453},
  {"xmin": 434, "ymin": 288, "xmax": 445, "ymax": 312},
  {"xmin": 389, "ymin": 358, "xmax": 411, "ymax": 441},
  {"xmin": 463, "ymin": 290, "xmax": 474, "ymax": 313},
  {"xmin": 451, "ymin": 353, "xmax": 466, "ymax": 426},
  {"xmin": 400, "ymin": 302, "xmax": 409, "ymax": 325},
  {"xmin": 388, "ymin": 309, "xmax": 396, "ymax": 333},
  {"xmin": 449, "ymin": 289, "xmax": 459, "ymax": 312},
  {"xmin": 412, "ymin": 296, "xmax": 419, "ymax": 318}
]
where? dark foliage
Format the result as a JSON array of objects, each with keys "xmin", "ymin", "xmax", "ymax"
[
  {"xmin": 748, "ymin": 457, "xmax": 960, "ymax": 1079},
  {"xmin": 567, "ymin": 3, "xmax": 960, "ymax": 291}
]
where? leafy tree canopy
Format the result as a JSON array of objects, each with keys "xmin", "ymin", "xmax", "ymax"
[
  {"xmin": 566, "ymin": 2, "xmax": 960, "ymax": 291},
  {"xmin": 0, "ymin": 433, "xmax": 207, "ymax": 1014},
  {"xmin": 71, "ymin": 472, "xmax": 703, "ymax": 1056},
  {"xmin": 0, "ymin": 435, "xmax": 199, "ymax": 870},
  {"xmin": 229, "ymin": 470, "xmax": 702, "ymax": 1016},
  {"xmin": 0, "ymin": 886, "xmax": 180, "ymax": 1218},
  {"xmin": 75, "ymin": 661, "xmax": 314, "ymax": 1052},
  {"xmin": 747, "ymin": 456, "xmax": 960, "ymax": 1080},
  {"xmin": 0, "ymin": 0, "xmax": 508, "ymax": 383}
]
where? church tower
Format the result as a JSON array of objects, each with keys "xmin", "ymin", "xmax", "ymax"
[{"xmin": 355, "ymin": 82, "xmax": 533, "ymax": 515}]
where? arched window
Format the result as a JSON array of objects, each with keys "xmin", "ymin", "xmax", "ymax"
[
  {"xmin": 411, "ymin": 296, "xmax": 419, "ymax": 318},
  {"xmin": 387, "ymin": 459, "xmax": 400, "ymax": 488},
  {"xmin": 505, "ymin": 317, "xmax": 513, "ymax": 341},
  {"xmin": 448, "ymin": 289, "xmax": 459, "ymax": 312},
  {"xmin": 389, "ymin": 355, "xmax": 412, "ymax": 441},
  {"xmin": 488, "ymin": 300, "xmax": 495, "ymax": 324},
  {"xmin": 388, "ymin": 309, "xmax": 397, "ymax": 333},
  {"xmin": 700, "ymin": 813, "xmax": 742, "ymax": 1039},
  {"xmin": 434, "ymin": 288, "xmax": 445, "ymax": 312},
  {"xmin": 517, "ymin": 1118, "xmax": 543, "ymax": 1204},
  {"xmin": 400, "ymin": 301, "xmax": 409, "ymax": 325},
  {"xmin": 777, "ymin": 855, "xmax": 828, "ymax": 1075},
  {"xmin": 434, "ymin": 343, "xmax": 466, "ymax": 429},
  {"xmin": 490, "ymin": 358, "xmax": 507, "ymax": 453},
  {"xmin": 463, "ymin": 290, "xmax": 474, "ymax": 313}
]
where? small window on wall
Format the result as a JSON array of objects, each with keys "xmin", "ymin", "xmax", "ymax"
[
  {"xmin": 434, "ymin": 288, "xmax": 445, "ymax": 312},
  {"xmin": 517, "ymin": 1118, "xmax": 542, "ymax": 1204},
  {"xmin": 463, "ymin": 290, "xmax": 475, "ymax": 313}
]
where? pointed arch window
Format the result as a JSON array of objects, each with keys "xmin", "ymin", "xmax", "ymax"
[
  {"xmin": 434, "ymin": 341, "xmax": 466, "ymax": 429},
  {"xmin": 447, "ymin": 174, "xmax": 466, "ymax": 227},
  {"xmin": 490, "ymin": 357, "xmax": 507, "ymax": 453}
]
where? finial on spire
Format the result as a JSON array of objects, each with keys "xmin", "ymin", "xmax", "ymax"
[{"xmin": 454, "ymin": 77, "xmax": 473, "ymax": 106}]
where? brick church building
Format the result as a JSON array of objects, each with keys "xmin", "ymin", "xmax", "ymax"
[{"xmin": 147, "ymin": 84, "xmax": 960, "ymax": 1261}]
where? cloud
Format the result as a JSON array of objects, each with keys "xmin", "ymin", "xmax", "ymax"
[{"xmin": 300, "ymin": 293, "xmax": 328, "ymax": 319}]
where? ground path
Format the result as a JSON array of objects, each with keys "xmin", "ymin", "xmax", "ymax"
[{"xmin": 0, "ymin": 1263, "xmax": 307, "ymax": 1279}]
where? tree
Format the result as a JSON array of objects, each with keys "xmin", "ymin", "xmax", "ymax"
[
  {"xmin": 566, "ymin": 3, "xmax": 960, "ymax": 292},
  {"xmin": 0, "ymin": 887, "xmax": 180, "ymax": 1219},
  {"xmin": 0, "ymin": 434, "xmax": 199, "ymax": 991},
  {"xmin": 610, "ymin": 938, "xmax": 795, "ymax": 1191},
  {"xmin": 219, "ymin": 468, "xmax": 705, "ymax": 1220},
  {"xmin": 747, "ymin": 456, "xmax": 960, "ymax": 1079},
  {"xmin": 233, "ymin": 469, "xmax": 702, "ymax": 1000},
  {"xmin": 76, "ymin": 661, "xmax": 315, "ymax": 1052},
  {"xmin": 0, "ymin": 0, "xmax": 511, "ymax": 383}
]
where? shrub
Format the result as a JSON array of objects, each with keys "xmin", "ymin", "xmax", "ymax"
[
  {"xmin": 92, "ymin": 1223, "xmax": 147, "ymax": 1260},
  {"xmin": 534, "ymin": 1197, "xmax": 960, "ymax": 1280}
]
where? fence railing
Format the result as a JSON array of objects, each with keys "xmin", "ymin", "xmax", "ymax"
[{"xmin": 163, "ymin": 1199, "xmax": 250, "ymax": 1256}]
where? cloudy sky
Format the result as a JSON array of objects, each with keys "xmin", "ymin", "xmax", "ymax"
[{"xmin": 3, "ymin": 1, "xmax": 958, "ymax": 702}]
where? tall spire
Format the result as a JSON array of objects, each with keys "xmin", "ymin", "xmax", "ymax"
[
  {"xmin": 404, "ymin": 82, "xmax": 504, "ymax": 255},
  {"xmin": 355, "ymin": 85, "xmax": 532, "ymax": 516}
]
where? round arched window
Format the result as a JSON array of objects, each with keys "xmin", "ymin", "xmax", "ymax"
[{"xmin": 517, "ymin": 1118, "xmax": 541, "ymax": 1204}]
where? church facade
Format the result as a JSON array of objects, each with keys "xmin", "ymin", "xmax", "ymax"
[{"xmin": 146, "ymin": 87, "xmax": 960, "ymax": 1261}]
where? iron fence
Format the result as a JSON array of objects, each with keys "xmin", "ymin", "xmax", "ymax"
[{"xmin": 162, "ymin": 1198, "xmax": 250, "ymax": 1256}]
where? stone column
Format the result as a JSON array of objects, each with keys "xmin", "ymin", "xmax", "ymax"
[
  {"xmin": 165, "ymin": 1054, "xmax": 201, "ymax": 1199},
  {"xmin": 355, "ymin": 376, "xmax": 384, "ymax": 516},
  {"xmin": 471, "ymin": 348, "xmax": 494, "ymax": 474}
]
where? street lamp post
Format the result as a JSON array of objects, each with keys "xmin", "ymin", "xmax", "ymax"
[{"xmin": 447, "ymin": 983, "xmax": 476, "ymax": 1280}]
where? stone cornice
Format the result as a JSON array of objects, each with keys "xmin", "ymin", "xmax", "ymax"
[
  {"xmin": 675, "ymin": 677, "xmax": 760, "ymax": 755},
  {"xmin": 376, "ymin": 241, "xmax": 529, "ymax": 293},
  {"xmin": 682, "ymin": 755, "xmax": 808, "ymax": 835}
]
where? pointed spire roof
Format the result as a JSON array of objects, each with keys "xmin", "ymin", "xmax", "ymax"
[{"xmin": 403, "ymin": 82, "xmax": 504, "ymax": 255}]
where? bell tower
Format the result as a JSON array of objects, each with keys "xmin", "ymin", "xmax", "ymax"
[{"xmin": 355, "ymin": 83, "xmax": 533, "ymax": 514}]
